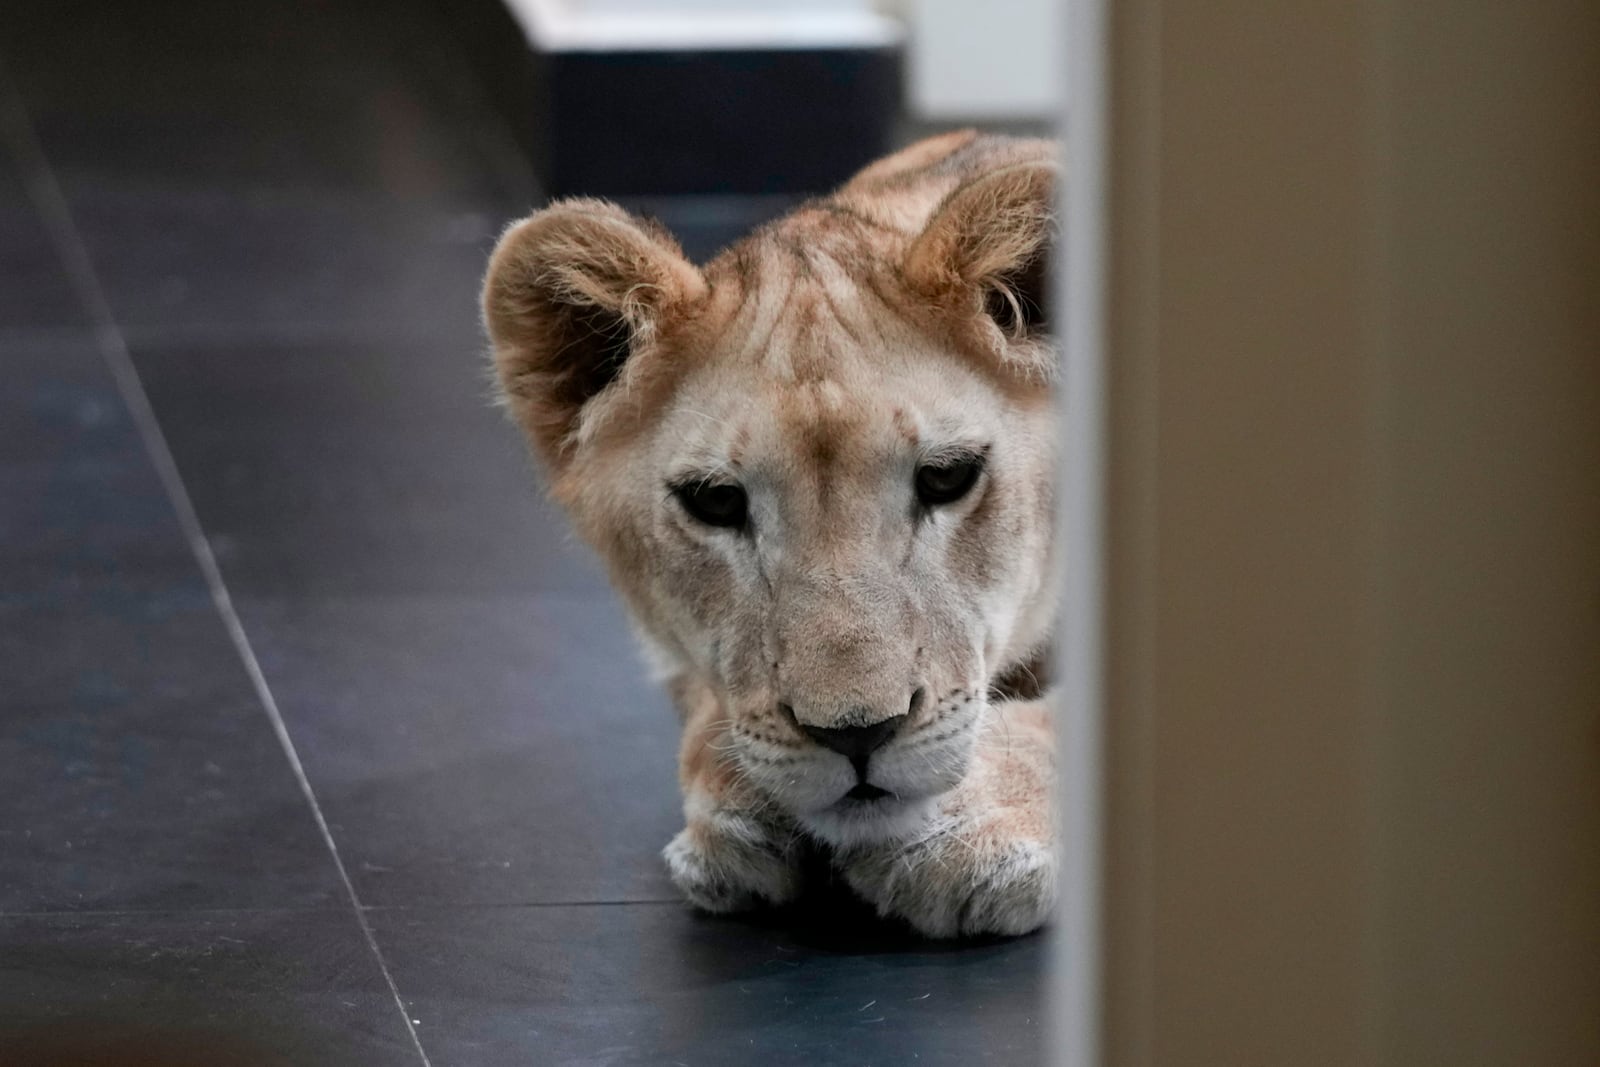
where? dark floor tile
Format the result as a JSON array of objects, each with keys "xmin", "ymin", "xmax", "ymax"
[
  {"xmin": 0, "ymin": 343, "xmax": 345, "ymax": 913},
  {"xmin": 0, "ymin": 340, "xmax": 212, "ymax": 627},
  {"xmin": 371, "ymin": 901, "xmax": 1049, "ymax": 1067},
  {"xmin": 234, "ymin": 594, "xmax": 682, "ymax": 906},
  {"xmin": 52, "ymin": 186, "xmax": 795, "ymax": 338},
  {"xmin": 0, "ymin": 459, "xmax": 202, "ymax": 599},
  {"xmin": 20, "ymin": 116, "xmax": 786, "ymax": 343},
  {"xmin": 58, "ymin": 183, "xmax": 516, "ymax": 336},
  {"xmin": 0, "ymin": 339, "xmax": 126, "ymax": 461},
  {"xmin": 0, "ymin": 136, "xmax": 80, "ymax": 328},
  {"xmin": 0, "ymin": 343, "xmax": 200, "ymax": 593},
  {"xmin": 1, "ymin": 339, "xmax": 194, "ymax": 621},
  {"xmin": 130, "ymin": 335, "xmax": 607, "ymax": 598},
  {"xmin": 0, "ymin": 909, "xmax": 420, "ymax": 1067},
  {"xmin": 0, "ymin": 674, "xmax": 346, "ymax": 913},
  {"xmin": 0, "ymin": 598, "xmax": 350, "ymax": 914}
]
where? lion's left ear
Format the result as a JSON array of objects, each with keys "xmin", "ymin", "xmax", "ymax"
[{"xmin": 903, "ymin": 161, "xmax": 1057, "ymax": 348}]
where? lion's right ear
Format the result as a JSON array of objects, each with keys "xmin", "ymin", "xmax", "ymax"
[{"xmin": 482, "ymin": 199, "xmax": 706, "ymax": 467}]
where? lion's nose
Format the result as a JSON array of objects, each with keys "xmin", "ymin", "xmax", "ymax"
[
  {"xmin": 799, "ymin": 715, "xmax": 905, "ymax": 768},
  {"xmin": 780, "ymin": 691, "xmax": 922, "ymax": 775}
]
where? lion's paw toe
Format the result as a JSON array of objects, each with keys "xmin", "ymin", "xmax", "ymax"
[
  {"xmin": 953, "ymin": 839, "xmax": 1056, "ymax": 937},
  {"xmin": 662, "ymin": 823, "xmax": 799, "ymax": 914}
]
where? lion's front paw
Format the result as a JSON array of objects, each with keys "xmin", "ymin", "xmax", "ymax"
[
  {"xmin": 952, "ymin": 838, "xmax": 1056, "ymax": 937},
  {"xmin": 662, "ymin": 813, "xmax": 801, "ymax": 915},
  {"xmin": 841, "ymin": 824, "xmax": 1056, "ymax": 939}
]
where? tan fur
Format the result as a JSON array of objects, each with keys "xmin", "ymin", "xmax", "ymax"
[{"xmin": 483, "ymin": 133, "xmax": 1060, "ymax": 938}]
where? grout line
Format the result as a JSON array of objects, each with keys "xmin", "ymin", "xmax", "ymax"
[
  {"xmin": 360, "ymin": 898, "xmax": 683, "ymax": 912},
  {"xmin": 0, "ymin": 70, "xmax": 434, "ymax": 1067},
  {"xmin": 0, "ymin": 900, "xmax": 683, "ymax": 921},
  {"xmin": 0, "ymin": 906, "xmax": 371, "ymax": 921}
]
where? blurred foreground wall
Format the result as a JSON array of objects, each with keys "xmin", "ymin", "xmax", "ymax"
[{"xmin": 1071, "ymin": 1, "xmax": 1600, "ymax": 1063}]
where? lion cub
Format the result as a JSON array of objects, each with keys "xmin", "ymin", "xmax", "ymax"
[{"xmin": 482, "ymin": 132, "xmax": 1058, "ymax": 938}]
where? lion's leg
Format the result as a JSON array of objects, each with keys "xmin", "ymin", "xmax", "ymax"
[
  {"xmin": 661, "ymin": 677, "xmax": 805, "ymax": 913},
  {"xmin": 836, "ymin": 698, "xmax": 1056, "ymax": 938}
]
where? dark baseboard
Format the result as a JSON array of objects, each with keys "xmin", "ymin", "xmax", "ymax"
[{"xmin": 436, "ymin": 0, "xmax": 903, "ymax": 199}]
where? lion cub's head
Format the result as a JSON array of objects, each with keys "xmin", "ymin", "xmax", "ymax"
[{"xmin": 483, "ymin": 132, "xmax": 1058, "ymax": 846}]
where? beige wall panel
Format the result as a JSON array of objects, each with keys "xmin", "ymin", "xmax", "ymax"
[{"xmin": 1081, "ymin": 1, "xmax": 1600, "ymax": 1063}]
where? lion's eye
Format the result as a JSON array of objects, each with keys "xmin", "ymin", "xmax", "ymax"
[
  {"xmin": 674, "ymin": 481, "xmax": 749, "ymax": 529},
  {"xmin": 915, "ymin": 454, "xmax": 985, "ymax": 507}
]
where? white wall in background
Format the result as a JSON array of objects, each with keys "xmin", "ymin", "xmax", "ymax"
[
  {"xmin": 571, "ymin": 1, "xmax": 869, "ymax": 11},
  {"xmin": 508, "ymin": 0, "xmax": 900, "ymax": 51},
  {"xmin": 906, "ymin": 0, "xmax": 1060, "ymax": 119}
]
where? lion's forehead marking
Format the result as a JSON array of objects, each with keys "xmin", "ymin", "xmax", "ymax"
[
  {"xmin": 715, "ymin": 231, "xmax": 889, "ymax": 383},
  {"xmin": 776, "ymin": 379, "xmax": 859, "ymax": 474}
]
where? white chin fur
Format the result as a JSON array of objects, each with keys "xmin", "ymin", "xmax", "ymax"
[{"xmin": 798, "ymin": 795, "xmax": 939, "ymax": 848}]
